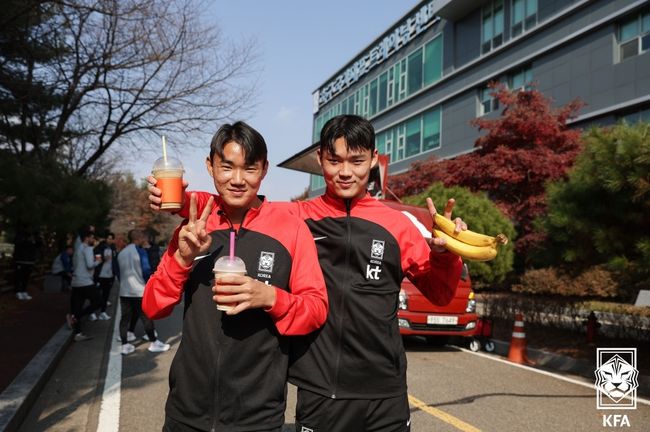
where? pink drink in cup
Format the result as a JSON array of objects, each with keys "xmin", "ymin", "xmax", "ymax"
[{"xmin": 212, "ymin": 256, "xmax": 246, "ymax": 311}]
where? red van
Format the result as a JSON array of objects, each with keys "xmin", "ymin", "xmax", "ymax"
[{"xmin": 381, "ymin": 200, "xmax": 492, "ymax": 352}]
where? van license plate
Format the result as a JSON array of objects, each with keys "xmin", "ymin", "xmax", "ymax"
[{"xmin": 427, "ymin": 315, "xmax": 458, "ymax": 325}]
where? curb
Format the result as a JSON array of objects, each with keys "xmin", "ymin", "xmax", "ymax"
[
  {"xmin": 0, "ymin": 324, "xmax": 72, "ymax": 432},
  {"xmin": 486, "ymin": 338, "xmax": 650, "ymax": 397}
]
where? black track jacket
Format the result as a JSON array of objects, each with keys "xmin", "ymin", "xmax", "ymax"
[{"xmin": 144, "ymin": 197, "xmax": 327, "ymax": 431}]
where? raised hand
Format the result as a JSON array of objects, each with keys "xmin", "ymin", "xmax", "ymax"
[
  {"xmin": 426, "ymin": 197, "xmax": 467, "ymax": 253},
  {"xmin": 174, "ymin": 193, "xmax": 214, "ymax": 267},
  {"xmin": 148, "ymin": 175, "xmax": 189, "ymax": 211}
]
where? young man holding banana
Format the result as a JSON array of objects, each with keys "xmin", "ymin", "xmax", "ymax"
[{"xmin": 149, "ymin": 115, "xmax": 465, "ymax": 432}]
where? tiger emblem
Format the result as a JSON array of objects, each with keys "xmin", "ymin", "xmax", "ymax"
[{"xmin": 595, "ymin": 354, "xmax": 639, "ymax": 403}]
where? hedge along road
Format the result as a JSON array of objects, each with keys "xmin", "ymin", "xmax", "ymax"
[{"xmin": 15, "ymin": 297, "xmax": 650, "ymax": 431}]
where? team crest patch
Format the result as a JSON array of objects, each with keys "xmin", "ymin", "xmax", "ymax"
[
  {"xmin": 258, "ymin": 251, "xmax": 275, "ymax": 273},
  {"xmin": 595, "ymin": 348, "xmax": 639, "ymax": 409},
  {"xmin": 371, "ymin": 240, "xmax": 385, "ymax": 260}
]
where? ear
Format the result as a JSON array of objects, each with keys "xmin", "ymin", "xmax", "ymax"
[
  {"xmin": 316, "ymin": 149, "xmax": 323, "ymax": 168},
  {"xmin": 205, "ymin": 157, "xmax": 214, "ymax": 178},
  {"xmin": 261, "ymin": 160, "xmax": 269, "ymax": 180},
  {"xmin": 370, "ymin": 149, "xmax": 379, "ymax": 169}
]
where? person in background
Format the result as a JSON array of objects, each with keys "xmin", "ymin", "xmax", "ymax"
[
  {"xmin": 51, "ymin": 243, "xmax": 74, "ymax": 292},
  {"xmin": 117, "ymin": 229, "xmax": 169, "ymax": 355},
  {"xmin": 12, "ymin": 228, "xmax": 38, "ymax": 301},
  {"xmin": 94, "ymin": 231, "xmax": 118, "ymax": 320},
  {"xmin": 68, "ymin": 228, "xmax": 102, "ymax": 341}
]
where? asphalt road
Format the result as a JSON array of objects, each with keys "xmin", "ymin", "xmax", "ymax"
[{"xmin": 18, "ymin": 298, "xmax": 650, "ymax": 432}]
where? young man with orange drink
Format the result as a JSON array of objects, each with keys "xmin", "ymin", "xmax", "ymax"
[{"xmin": 143, "ymin": 121, "xmax": 328, "ymax": 432}]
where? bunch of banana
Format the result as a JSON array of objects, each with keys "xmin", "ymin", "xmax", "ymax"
[{"xmin": 432, "ymin": 213, "xmax": 508, "ymax": 261}]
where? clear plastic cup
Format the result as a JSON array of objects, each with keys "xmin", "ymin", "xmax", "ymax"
[
  {"xmin": 152, "ymin": 157, "xmax": 184, "ymax": 211},
  {"xmin": 212, "ymin": 256, "xmax": 247, "ymax": 311}
]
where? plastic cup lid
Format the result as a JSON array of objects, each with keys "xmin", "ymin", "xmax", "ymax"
[
  {"xmin": 152, "ymin": 156, "xmax": 183, "ymax": 171},
  {"xmin": 213, "ymin": 256, "xmax": 246, "ymax": 273}
]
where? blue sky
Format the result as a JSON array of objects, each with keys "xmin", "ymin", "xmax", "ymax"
[{"xmin": 132, "ymin": 0, "xmax": 420, "ymax": 200}]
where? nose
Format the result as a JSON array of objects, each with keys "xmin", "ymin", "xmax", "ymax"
[
  {"xmin": 339, "ymin": 162, "xmax": 352, "ymax": 178},
  {"xmin": 231, "ymin": 169, "xmax": 245, "ymax": 185}
]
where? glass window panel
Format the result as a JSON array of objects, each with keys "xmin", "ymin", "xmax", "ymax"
[
  {"xmin": 494, "ymin": 6, "xmax": 504, "ymax": 35},
  {"xmin": 378, "ymin": 72, "xmax": 388, "ymax": 112},
  {"xmin": 620, "ymin": 19, "xmax": 639, "ymax": 42},
  {"xmin": 385, "ymin": 131, "xmax": 393, "ymax": 162},
  {"xmin": 512, "ymin": 22, "xmax": 523, "ymax": 37},
  {"xmin": 512, "ymin": 0, "xmax": 524, "ymax": 24},
  {"xmin": 376, "ymin": 132, "xmax": 386, "ymax": 154},
  {"xmin": 643, "ymin": 13, "xmax": 650, "ymax": 33},
  {"xmin": 423, "ymin": 108, "xmax": 440, "ymax": 151},
  {"xmin": 424, "ymin": 36, "xmax": 442, "ymax": 86},
  {"xmin": 405, "ymin": 117, "xmax": 421, "ymax": 157},
  {"xmin": 369, "ymin": 79, "xmax": 378, "ymax": 116},
  {"xmin": 407, "ymin": 48, "xmax": 423, "ymax": 95},
  {"xmin": 642, "ymin": 34, "xmax": 650, "ymax": 52},
  {"xmin": 483, "ymin": 14, "xmax": 493, "ymax": 42},
  {"xmin": 525, "ymin": 0, "xmax": 537, "ymax": 16},
  {"xmin": 525, "ymin": 68, "xmax": 533, "ymax": 84},
  {"xmin": 620, "ymin": 39, "xmax": 639, "ymax": 60},
  {"xmin": 640, "ymin": 108, "xmax": 650, "ymax": 122}
]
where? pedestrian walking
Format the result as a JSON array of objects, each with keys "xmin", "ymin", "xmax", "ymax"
[
  {"xmin": 68, "ymin": 228, "xmax": 103, "ymax": 341},
  {"xmin": 118, "ymin": 229, "xmax": 169, "ymax": 355},
  {"xmin": 12, "ymin": 228, "xmax": 38, "ymax": 301}
]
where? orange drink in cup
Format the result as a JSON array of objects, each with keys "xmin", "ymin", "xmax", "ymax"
[{"xmin": 152, "ymin": 156, "xmax": 184, "ymax": 211}]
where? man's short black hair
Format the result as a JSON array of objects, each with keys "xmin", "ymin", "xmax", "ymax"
[
  {"xmin": 209, "ymin": 121, "xmax": 267, "ymax": 165},
  {"xmin": 128, "ymin": 229, "xmax": 144, "ymax": 243},
  {"xmin": 320, "ymin": 115, "xmax": 375, "ymax": 156}
]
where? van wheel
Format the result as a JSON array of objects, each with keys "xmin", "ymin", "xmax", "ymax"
[
  {"xmin": 425, "ymin": 336, "xmax": 449, "ymax": 346},
  {"xmin": 484, "ymin": 340, "xmax": 495, "ymax": 352},
  {"xmin": 469, "ymin": 339, "xmax": 481, "ymax": 352}
]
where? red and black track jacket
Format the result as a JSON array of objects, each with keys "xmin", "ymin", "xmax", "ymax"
[
  {"xmin": 178, "ymin": 191, "xmax": 461, "ymax": 401},
  {"xmin": 143, "ymin": 196, "xmax": 327, "ymax": 431}
]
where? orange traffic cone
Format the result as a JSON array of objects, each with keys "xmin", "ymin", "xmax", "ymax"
[{"xmin": 507, "ymin": 312, "xmax": 531, "ymax": 364}]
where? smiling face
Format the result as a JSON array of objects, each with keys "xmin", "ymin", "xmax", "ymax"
[
  {"xmin": 206, "ymin": 141, "xmax": 268, "ymax": 213},
  {"xmin": 318, "ymin": 137, "xmax": 378, "ymax": 201}
]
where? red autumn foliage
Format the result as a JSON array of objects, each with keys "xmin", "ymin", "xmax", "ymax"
[{"xmin": 388, "ymin": 83, "xmax": 584, "ymax": 256}]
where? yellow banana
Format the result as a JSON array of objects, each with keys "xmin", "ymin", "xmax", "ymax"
[
  {"xmin": 433, "ymin": 213, "xmax": 508, "ymax": 247},
  {"xmin": 432, "ymin": 228, "xmax": 498, "ymax": 262}
]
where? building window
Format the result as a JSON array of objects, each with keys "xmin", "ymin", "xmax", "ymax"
[
  {"xmin": 512, "ymin": 0, "xmax": 537, "ymax": 38},
  {"xmin": 621, "ymin": 107, "xmax": 650, "ymax": 123},
  {"xmin": 407, "ymin": 47, "xmax": 423, "ymax": 95},
  {"xmin": 482, "ymin": 0, "xmax": 504, "ymax": 54},
  {"xmin": 310, "ymin": 174, "xmax": 325, "ymax": 190},
  {"xmin": 375, "ymin": 106, "xmax": 441, "ymax": 163},
  {"xmin": 509, "ymin": 66, "xmax": 533, "ymax": 90},
  {"xmin": 369, "ymin": 79, "xmax": 378, "ymax": 116},
  {"xmin": 422, "ymin": 108, "xmax": 441, "ymax": 151},
  {"xmin": 423, "ymin": 35, "xmax": 443, "ymax": 86},
  {"xmin": 378, "ymin": 72, "xmax": 388, "ymax": 112},
  {"xmin": 619, "ymin": 11, "xmax": 650, "ymax": 61},
  {"xmin": 479, "ymin": 86, "xmax": 499, "ymax": 115}
]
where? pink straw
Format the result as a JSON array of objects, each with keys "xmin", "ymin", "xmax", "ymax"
[{"xmin": 229, "ymin": 231, "xmax": 235, "ymax": 260}]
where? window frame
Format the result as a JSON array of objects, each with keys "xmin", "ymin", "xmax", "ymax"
[
  {"xmin": 481, "ymin": 0, "xmax": 504, "ymax": 54},
  {"xmin": 618, "ymin": 11, "xmax": 650, "ymax": 62}
]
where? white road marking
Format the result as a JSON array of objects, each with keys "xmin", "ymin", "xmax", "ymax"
[
  {"xmin": 97, "ymin": 301, "xmax": 122, "ymax": 431},
  {"xmin": 456, "ymin": 346, "xmax": 650, "ymax": 406}
]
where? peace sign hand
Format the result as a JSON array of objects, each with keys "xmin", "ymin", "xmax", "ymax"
[{"xmin": 174, "ymin": 193, "xmax": 214, "ymax": 267}]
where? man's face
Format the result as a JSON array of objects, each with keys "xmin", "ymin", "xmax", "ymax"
[
  {"xmin": 206, "ymin": 141, "xmax": 268, "ymax": 210},
  {"xmin": 85, "ymin": 234, "xmax": 96, "ymax": 246},
  {"xmin": 318, "ymin": 137, "xmax": 378, "ymax": 200},
  {"xmin": 107, "ymin": 235, "xmax": 115, "ymax": 246}
]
